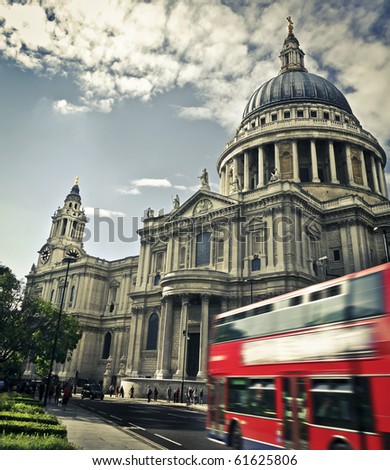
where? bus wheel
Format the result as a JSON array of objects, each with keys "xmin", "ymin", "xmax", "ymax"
[
  {"xmin": 330, "ymin": 439, "xmax": 352, "ymax": 450},
  {"xmin": 230, "ymin": 423, "xmax": 242, "ymax": 450}
]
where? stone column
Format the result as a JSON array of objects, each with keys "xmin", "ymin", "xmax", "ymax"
[
  {"xmin": 197, "ymin": 294, "xmax": 210, "ymax": 380},
  {"xmin": 155, "ymin": 296, "xmax": 173, "ymax": 379},
  {"xmin": 292, "ymin": 140, "xmax": 300, "ymax": 182},
  {"xmin": 377, "ymin": 159, "xmax": 388, "ymax": 197},
  {"xmin": 274, "ymin": 142, "xmax": 280, "ymax": 172},
  {"xmin": 370, "ymin": 155, "xmax": 380, "ymax": 193},
  {"xmin": 328, "ymin": 141, "xmax": 339, "ymax": 183},
  {"xmin": 243, "ymin": 151, "xmax": 250, "ymax": 191},
  {"xmin": 359, "ymin": 149, "xmax": 369, "ymax": 189},
  {"xmin": 345, "ymin": 144, "xmax": 354, "ymax": 185},
  {"xmin": 174, "ymin": 295, "xmax": 189, "ymax": 378},
  {"xmin": 257, "ymin": 145, "xmax": 264, "ymax": 188},
  {"xmin": 310, "ymin": 139, "xmax": 320, "ymax": 182}
]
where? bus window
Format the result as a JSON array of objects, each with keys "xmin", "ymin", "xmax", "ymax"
[
  {"xmin": 350, "ymin": 273, "xmax": 384, "ymax": 319},
  {"xmin": 228, "ymin": 378, "xmax": 276, "ymax": 418},
  {"xmin": 311, "ymin": 378, "xmax": 374, "ymax": 432}
]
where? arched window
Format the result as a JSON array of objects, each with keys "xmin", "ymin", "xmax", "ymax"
[
  {"xmin": 102, "ymin": 332, "xmax": 112, "ymax": 359},
  {"xmin": 196, "ymin": 231, "xmax": 211, "ymax": 267},
  {"xmin": 146, "ymin": 313, "xmax": 159, "ymax": 350}
]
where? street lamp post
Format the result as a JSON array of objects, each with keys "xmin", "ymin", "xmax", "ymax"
[
  {"xmin": 180, "ymin": 329, "xmax": 190, "ymax": 404},
  {"xmin": 374, "ymin": 226, "xmax": 390, "ymax": 263},
  {"xmin": 245, "ymin": 278, "xmax": 254, "ymax": 304},
  {"xmin": 43, "ymin": 254, "xmax": 77, "ymax": 407}
]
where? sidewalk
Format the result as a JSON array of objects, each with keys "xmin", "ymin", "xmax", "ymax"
[{"xmin": 47, "ymin": 399, "xmax": 165, "ymax": 450}]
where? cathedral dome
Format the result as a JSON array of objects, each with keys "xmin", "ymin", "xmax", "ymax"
[{"xmin": 242, "ymin": 71, "xmax": 352, "ymax": 119}]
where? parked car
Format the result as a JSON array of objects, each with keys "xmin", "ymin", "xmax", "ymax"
[{"xmin": 81, "ymin": 383, "xmax": 104, "ymax": 400}]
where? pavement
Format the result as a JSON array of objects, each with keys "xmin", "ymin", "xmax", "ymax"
[{"xmin": 46, "ymin": 396, "xmax": 206, "ymax": 450}]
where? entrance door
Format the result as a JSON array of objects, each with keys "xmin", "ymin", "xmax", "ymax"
[
  {"xmin": 282, "ymin": 377, "xmax": 308, "ymax": 449},
  {"xmin": 187, "ymin": 333, "xmax": 200, "ymax": 378}
]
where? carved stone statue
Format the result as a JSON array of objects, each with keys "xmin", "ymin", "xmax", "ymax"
[
  {"xmin": 173, "ymin": 194, "xmax": 180, "ymax": 210},
  {"xmin": 199, "ymin": 168, "xmax": 210, "ymax": 190},
  {"xmin": 270, "ymin": 168, "xmax": 281, "ymax": 182}
]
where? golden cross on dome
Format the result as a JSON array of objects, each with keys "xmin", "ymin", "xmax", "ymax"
[{"xmin": 286, "ymin": 16, "xmax": 294, "ymax": 35}]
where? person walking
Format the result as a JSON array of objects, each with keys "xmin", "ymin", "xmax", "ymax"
[
  {"xmin": 154, "ymin": 386, "xmax": 159, "ymax": 401},
  {"xmin": 130, "ymin": 385, "xmax": 134, "ymax": 398},
  {"xmin": 147, "ymin": 386, "xmax": 152, "ymax": 402},
  {"xmin": 120, "ymin": 385, "xmax": 124, "ymax": 398},
  {"xmin": 166, "ymin": 385, "xmax": 172, "ymax": 402}
]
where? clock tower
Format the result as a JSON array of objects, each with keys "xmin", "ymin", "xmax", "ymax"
[{"xmin": 38, "ymin": 177, "xmax": 87, "ymax": 267}]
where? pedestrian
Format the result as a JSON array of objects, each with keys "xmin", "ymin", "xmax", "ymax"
[
  {"xmin": 166, "ymin": 385, "xmax": 172, "ymax": 402},
  {"xmin": 193, "ymin": 388, "xmax": 198, "ymax": 404},
  {"xmin": 199, "ymin": 388, "xmax": 204, "ymax": 405},
  {"xmin": 154, "ymin": 386, "xmax": 159, "ymax": 401},
  {"xmin": 147, "ymin": 385, "xmax": 152, "ymax": 402},
  {"xmin": 55, "ymin": 383, "xmax": 62, "ymax": 405},
  {"xmin": 115, "ymin": 386, "xmax": 120, "ymax": 397},
  {"xmin": 130, "ymin": 385, "xmax": 134, "ymax": 398},
  {"xmin": 38, "ymin": 382, "xmax": 45, "ymax": 402},
  {"xmin": 120, "ymin": 385, "xmax": 124, "ymax": 398},
  {"xmin": 173, "ymin": 387, "xmax": 180, "ymax": 403},
  {"xmin": 62, "ymin": 383, "xmax": 72, "ymax": 409},
  {"xmin": 109, "ymin": 384, "xmax": 114, "ymax": 397}
]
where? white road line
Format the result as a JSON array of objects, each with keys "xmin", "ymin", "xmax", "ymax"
[{"xmin": 154, "ymin": 434, "xmax": 182, "ymax": 446}]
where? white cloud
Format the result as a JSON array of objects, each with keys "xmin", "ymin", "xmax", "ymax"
[
  {"xmin": 117, "ymin": 188, "xmax": 141, "ymax": 196},
  {"xmin": 131, "ymin": 178, "xmax": 172, "ymax": 188},
  {"xmin": 0, "ymin": 0, "xmax": 389, "ymax": 151},
  {"xmin": 53, "ymin": 99, "xmax": 88, "ymax": 114},
  {"xmin": 85, "ymin": 207, "xmax": 126, "ymax": 218}
]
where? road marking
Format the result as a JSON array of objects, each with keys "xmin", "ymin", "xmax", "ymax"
[
  {"xmin": 154, "ymin": 434, "xmax": 182, "ymax": 446},
  {"xmin": 126, "ymin": 425, "xmax": 146, "ymax": 431}
]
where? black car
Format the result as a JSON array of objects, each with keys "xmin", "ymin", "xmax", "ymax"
[{"xmin": 81, "ymin": 383, "xmax": 104, "ymax": 400}]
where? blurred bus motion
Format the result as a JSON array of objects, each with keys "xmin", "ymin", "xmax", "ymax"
[{"xmin": 207, "ymin": 263, "xmax": 390, "ymax": 450}]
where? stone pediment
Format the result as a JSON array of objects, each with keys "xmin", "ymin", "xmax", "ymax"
[{"xmin": 167, "ymin": 189, "xmax": 238, "ymax": 220}]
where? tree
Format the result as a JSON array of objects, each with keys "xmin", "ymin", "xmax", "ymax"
[{"xmin": 0, "ymin": 265, "xmax": 82, "ymax": 377}]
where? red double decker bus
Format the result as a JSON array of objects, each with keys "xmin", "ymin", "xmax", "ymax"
[{"xmin": 207, "ymin": 263, "xmax": 390, "ymax": 450}]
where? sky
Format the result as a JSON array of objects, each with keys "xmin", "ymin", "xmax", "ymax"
[{"xmin": 0, "ymin": 0, "xmax": 389, "ymax": 281}]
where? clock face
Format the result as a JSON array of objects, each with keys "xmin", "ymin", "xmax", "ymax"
[
  {"xmin": 65, "ymin": 248, "xmax": 80, "ymax": 260},
  {"xmin": 40, "ymin": 246, "xmax": 51, "ymax": 264}
]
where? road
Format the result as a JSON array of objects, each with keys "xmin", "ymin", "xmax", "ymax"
[{"xmin": 74, "ymin": 396, "xmax": 226, "ymax": 450}]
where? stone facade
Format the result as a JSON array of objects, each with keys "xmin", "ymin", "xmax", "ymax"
[{"xmin": 25, "ymin": 23, "xmax": 390, "ymax": 394}]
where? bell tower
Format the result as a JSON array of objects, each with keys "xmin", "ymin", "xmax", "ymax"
[{"xmin": 37, "ymin": 177, "xmax": 87, "ymax": 267}]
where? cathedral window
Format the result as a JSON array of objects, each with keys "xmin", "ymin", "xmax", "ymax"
[
  {"xmin": 69, "ymin": 286, "xmax": 75, "ymax": 304},
  {"xmin": 260, "ymin": 117, "xmax": 266, "ymax": 125},
  {"xmin": 102, "ymin": 332, "xmax": 112, "ymax": 359},
  {"xmin": 50, "ymin": 289, "xmax": 55, "ymax": 302},
  {"xmin": 61, "ymin": 219, "xmax": 68, "ymax": 236},
  {"xmin": 333, "ymin": 249, "xmax": 341, "ymax": 262},
  {"xmin": 323, "ymin": 111, "xmax": 330, "ymax": 120},
  {"xmin": 251, "ymin": 257, "xmax": 261, "ymax": 271},
  {"xmin": 155, "ymin": 252, "xmax": 164, "ymax": 273},
  {"xmin": 146, "ymin": 313, "xmax": 159, "ymax": 350},
  {"xmin": 196, "ymin": 231, "xmax": 211, "ymax": 267},
  {"xmin": 284, "ymin": 111, "xmax": 291, "ymax": 119},
  {"xmin": 216, "ymin": 238, "xmax": 224, "ymax": 262},
  {"xmin": 179, "ymin": 246, "xmax": 186, "ymax": 268},
  {"xmin": 310, "ymin": 110, "xmax": 317, "ymax": 118},
  {"xmin": 297, "ymin": 109, "xmax": 304, "ymax": 118},
  {"xmin": 335, "ymin": 114, "xmax": 341, "ymax": 122},
  {"xmin": 271, "ymin": 113, "xmax": 277, "ymax": 122}
]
